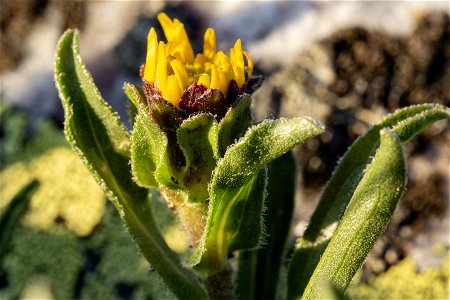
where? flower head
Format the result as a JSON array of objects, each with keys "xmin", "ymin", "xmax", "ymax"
[{"xmin": 143, "ymin": 13, "xmax": 256, "ymax": 108}]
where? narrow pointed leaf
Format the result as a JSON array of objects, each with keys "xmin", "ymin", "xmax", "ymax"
[
  {"xmin": 195, "ymin": 168, "xmax": 267, "ymax": 270},
  {"xmin": 217, "ymin": 95, "xmax": 252, "ymax": 157},
  {"xmin": 55, "ymin": 29, "xmax": 136, "ymax": 211},
  {"xmin": 236, "ymin": 152, "xmax": 296, "ymax": 300},
  {"xmin": 177, "ymin": 114, "xmax": 218, "ymax": 203},
  {"xmin": 194, "ymin": 117, "xmax": 323, "ymax": 268},
  {"xmin": 124, "ymin": 82, "xmax": 147, "ymax": 109},
  {"xmin": 55, "ymin": 29, "xmax": 207, "ymax": 300},
  {"xmin": 124, "ymin": 82, "xmax": 147, "ymax": 126},
  {"xmin": 302, "ymin": 129, "xmax": 406, "ymax": 299},
  {"xmin": 131, "ymin": 111, "xmax": 168, "ymax": 188},
  {"xmin": 214, "ymin": 117, "xmax": 324, "ymax": 188},
  {"xmin": 0, "ymin": 180, "xmax": 39, "ymax": 263},
  {"xmin": 127, "ymin": 101, "xmax": 138, "ymax": 128},
  {"xmin": 226, "ymin": 168, "xmax": 267, "ymax": 252},
  {"xmin": 287, "ymin": 103, "xmax": 449, "ymax": 300}
]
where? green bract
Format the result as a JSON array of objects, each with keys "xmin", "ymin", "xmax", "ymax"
[{"xmin": 54, "ymin": 28, "xmax": 449, "ymax": 300}]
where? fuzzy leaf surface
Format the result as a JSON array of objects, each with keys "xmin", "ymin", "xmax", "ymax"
[
  {"xmin": 124, "ymin": 83, "xmax": 147, "ymax": 126},
  {"xmin": 194, "ymin": 117, "xmax": 323, "ymax": 269},
  {"xmin": 131, "ymin": 111, "xmax": 168, "ymax": 188},
  {"xmin": 236, "ymin": 152, "xmax": 296, "ymax": 300},
  {"xmin": 213, "ymin": 117, "xmax": 324, "ymax": 188},
  {"xmin": 55, "ymin": 29, "xmax": 207, "ymax": 300},
  {"xmin": 302, "ymin": 129, "xmax": 406, "ymax": 299},
  {"xmin": 195, "ymin": 168, "xmax": 267, "ymax": 270},
  {"xmin": 217, "ymin": 95, "xmax": 252, "ymax": 157},
  {"xmin": 124, "ymin": 82, "xmax": 147, "ymax": 109},
  {"xmin": 177, "ymin": 114, "xmax": 218, "ymax": 203},
  {"xmin": 287, "ymin": 103, "xmax": 450, "ymax": 300}
]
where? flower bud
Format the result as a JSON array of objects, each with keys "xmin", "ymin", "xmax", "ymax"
[{"xmin": 141, "ymin": 13, "xmax": 263, "ymax": 131}]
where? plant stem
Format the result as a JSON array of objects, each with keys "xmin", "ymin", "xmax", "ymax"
[
  {"xmin": 161, "ymin": 188, "xmax": 207, "ymax": 247},
  {"xmin": 204, "ymin": 266, "xmax": 234, "ymax": 300}
]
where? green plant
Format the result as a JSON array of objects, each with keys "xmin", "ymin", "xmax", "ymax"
[
  {"xmin": 0, "ymin": 202, "xmax": 171, "ymax": 300},
  {"xmin": 0, "ymin": 105, "xmax": 67, "ymax": 169},
  {"xmin": 54, "ymin": 13, "xmax": 449, "ymax": 299},
  {"xmin": 0, "ymin": 111, "xmax": 188, "ymax": 299},
  {"xmin": 0, "ymin": 180, "xmax": 39, "ymax": 264}
]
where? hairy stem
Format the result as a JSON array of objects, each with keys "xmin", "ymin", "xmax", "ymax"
[
  {"xmin": 161, "ymin": 188, "xmax": 207, "ymax": 247},
  {"xmin": 204, "ymin": 266, "xmax": 234, "ymax": 300}
]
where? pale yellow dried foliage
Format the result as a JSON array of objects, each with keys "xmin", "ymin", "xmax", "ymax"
[
  {"xmin": 164, "ymin": 224, "xmax": 189, "ymax": 254},
  {"xmin": 1, "ymin": 147, "xmax": 105, "ymax": 236},
  {"xmin": 349, "ymin": 252, "xmax": 450, "ymax": 299}
]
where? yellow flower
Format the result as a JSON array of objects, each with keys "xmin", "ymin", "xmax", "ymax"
[{"xmin": 143, "ymin": 13, "xmax": 254, "ymax": 107}]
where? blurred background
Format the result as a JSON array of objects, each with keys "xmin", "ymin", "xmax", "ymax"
[{"xmin": 1, "ymin": 1, "xmax": 449, "ymax": 299}]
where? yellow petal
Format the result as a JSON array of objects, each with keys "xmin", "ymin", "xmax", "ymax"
[
  {"xmin": 230, "ymin": 48, "xmax": 245, "ymax": 87},
  {"xmin": 165, "ymin": 42, "xmax": 173, "ymax": 56},
  {"xmin": 194, "ymin": 53, "xmax": 207, "ymax": 66},
  {"xmin": 233, "ymin": 39, "xmax": 245, "ymax": 69},
  {"xmin": 203, "ymin": 28, "xmax": 216, "ymax": 60},
  {"xmin": 159, "ymin": 15, "xmax": 194, "ymax": 63},
  {"xmin": 243, "ymin": 50, "xmax": 254, "ymax": 76},
  {"xmin": 234, "ymin": 67, "xmax": 245, "ymax": 87},
  {"xmin": 171, "ymin": 21, "xmax": 194, "ymax": 63},
  {"xmin": 210, "ymin": 64, "xmax": 220, "ymax": 90},
  {"xmin": 198, "ymin": 73, "xmax": 211, "ymax": 88},
  {"xmin": 157, "ymin": 13, "xmax": 175, "ymax": 41},
  {"xmin": 169, "ymin": 24, "xmax": 186, "ymax": 63},
  {"xmin": 147, "ymin": 27, "xmax": 158, "ymax": 54},
  {"xmin": 156, "ymin": 41, "xmax": 168, "ymax": 95},
  {"xmin": 149, "ymin": 14, "xmax": 255, "ymax": 99},
  {"xmin": 170, "ymin": 59, "xmax": 189, "ymax": 91},
  {"xmin": 144, "ymin": 28, "xmax": 158, "ymax": 82},
  {"xmin": 230, "ymin": 48, "xmax": 236, "ymax": 76},
  {"xmin": 218, "ymin": 69, "xmax": 229, "ymax": 94},
  {"xmin": 166, "ymin": 75, "xmax": 182, "ymax": 106},
  {"xmin": 214, "ymin": 51, "xmax": 232, "ymax": 74}
]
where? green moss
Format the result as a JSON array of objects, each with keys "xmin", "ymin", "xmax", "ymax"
[
  {"xmin": 0, "ymin": 228, "xmax": 81, "ymax": 299},
  {"xmin": 80, "ymin": 203, "xmax": 172, "ymax": 299},
  {"xmin": 0, "ymin": 204, "xmax": 172, "ymax": 299},
  {"xmin": 0, "ymin": 106, "xmax": 67, "ymax": 169},
  {"xmin": 0, "ymin": 106, "xmax": 181, "ymax": 298},
  {"xmin": 349, "ymin": 253, "xmax": 449, "ymax": 299},
  {"xmin": 0, "ymin": 105, "xmax": 29, "ymax": 168}
]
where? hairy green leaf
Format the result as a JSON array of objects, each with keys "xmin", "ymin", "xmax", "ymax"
[
  {"xmin": 127, "ymin": 101, "xmax": 138, "ymax": 128},
  {"xmin": 287, "ymin": 103, "xmax": 449, "ymax": 300},
  {"xmin": 55, "ymin": 29, "xmax": 207, "ymax": 300},
  {"xmin": 194, "ymin": 117, "xmax": 323, "ymax": 269},
  {"xmin": 0, "ymin": 180, "xmax": 39, "ymax": 263},
  {"xmin": 124, "ymin": 83, "xmax": 147, "ymax": 126},
  {"xmin": 302, "ymin": 129, "xmax": 406, "ymax": 299},
  {"xmin": 55, "ymin": 29, "xmax": 136, "ymax": 211},
  {"xmin": 195, "ymin": 168, "xmax": 267, "ymax": 270},
  {"xmin": 226, "ymin": 168, "xmax": 267, "ymax": 252},
  {"xmin": 214, "ymin": 117, "xmax": 324, "ymax": 188},
  {"xmin": 236, "ymin": 152, "xmax": 296, "ymax": 300},
  {"xmin": 217, "ymin": 95, "xmax": 252, "ymax": 157},
  {"xmin": 177, "ymin": 114, "xmax": 219, "ymax": 203},
  {"xmin": 131, "ymin": 111, "xmax": 168, "ymax": 188},
  {"xmin": 124, "ymin": 82, "xmax": 147, "ymax": 109}
]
